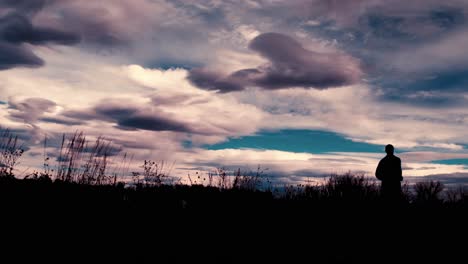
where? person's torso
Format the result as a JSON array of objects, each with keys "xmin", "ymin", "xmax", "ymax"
[{"xmin": 380, "ymin": 155, "xmax": 401, "ymax": 181}]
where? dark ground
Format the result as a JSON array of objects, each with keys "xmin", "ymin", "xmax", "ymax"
[{"xmin": 1, "ymin": 177, "xmax": 467, "ymax": 263}]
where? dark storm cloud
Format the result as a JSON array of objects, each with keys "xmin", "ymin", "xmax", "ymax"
[
  {"xmin": 117, "ymin": 115, "xmax": 189, "ymax": 132},
  {"xmin": 188, "ymin": 32, "xmax": 362, "ymax": 92},
  {"xmin": 63, "ymin": 100, "xmax": 192, "ymax": 133},
  {"xmin": 0, "ymin": 1, "xmax": 80, "ymax": 70},
  {"xmin": 187, "ymin": 68, "xmax": 247, "ymax": 93},
  {"xmin": 0, "ymin": 42, "xmax": 43, "ymax": 69},
  {"xmin": 0, "ymin": 13, "xmax": 79, "ymax": 45}
]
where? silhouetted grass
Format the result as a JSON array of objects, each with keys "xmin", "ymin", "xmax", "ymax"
[
  {"xmin": 0, "ymin": 128, "xmax": 24, "ymax": 178},
  {"xmin": 53, "ymin": 131, "xmax": 127, "ymax": 185}
]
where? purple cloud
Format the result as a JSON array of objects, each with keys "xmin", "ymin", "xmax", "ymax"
[
  {"xmin": 117, "ymin": 115, "xmax": 189, "ymax": 132},
  {"xmin": 63, "ymin": 100, "xmax": 192, "ymax": 133},
  {"xmin": 0, "ymin": 42, "xmax": 44, "ymax": 70},
  {"xmin": 188, "ymin": 32, "xmax": 362, "ymax": 92},
  {"xmin": 0, "ymin": 0, "xmax": 51, "ymax": 12},
  {"xmin": 0, "ymin": 13, "xmax": 80, "ymax": 45},
  {"xmin": 8, "ymin": 97, "xmax": 56, "ymax": 124},
  {"xmin": 0, "ymin": 3, "xmax": 80, "ymax": 70},
  {"xmin": 187, "ymin": 68, "xmax": 247, "ymax": 93},
  {"xmin": 39, "ymin": 117, "xmax": 84, "ymax": 126}
]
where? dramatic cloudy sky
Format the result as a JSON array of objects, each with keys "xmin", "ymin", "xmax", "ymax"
[{"xmin": 2, "ymin": 0, "xmax": 468, "ymax": 185}]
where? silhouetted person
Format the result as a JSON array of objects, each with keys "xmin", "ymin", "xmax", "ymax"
[{"xmin": 375, "ymin": 144, "xmax": 403, "ymax": 201}]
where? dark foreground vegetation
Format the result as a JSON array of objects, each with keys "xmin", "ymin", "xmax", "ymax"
[{"xmin": 1, "ymin": 129, "xmax": 468, "ymax": 263}]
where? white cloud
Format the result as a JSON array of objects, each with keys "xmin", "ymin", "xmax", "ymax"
[
  {"xmin": 122, "ymin": 64, "xmax": 265, "ymax": 140},
  {"xmin": 303, "ymin": 20, "xmax": 321, "ymax": 26},
  {"xmin": 126, "ymin": 65, "xmax": 192, "ymax": 91},
  {"xmin": 390, "ymin": 29, "xmax": 468, "ymax": 73},
  {"xmin": 399, "ymin": 152, "xmax": 468, "ymax": 163},
  {"xmin": 169, "ymin": 148, "xmax": 468, "ymax": 183}
]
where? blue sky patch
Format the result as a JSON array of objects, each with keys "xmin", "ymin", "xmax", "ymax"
[
  {"xmin": 405, "ymin": 70, "xmax": 468, "ymax": 92},
  {"xmin": 203, "ymin": 129, "xmax": 385, "ymax": 154},
  {"xmin": 430, "ymin": 159, "xmax": 468, "ymax": 165},
  {"xmin": 145, "ymin": 60, "xmax": 201, "ymax": 70}
]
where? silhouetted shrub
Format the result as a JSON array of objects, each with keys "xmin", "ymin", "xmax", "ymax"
[
  {"xmin": 444, "ymin": 186, "xmax": 466, "ymax": 205},
  {"xmin": 414, "ymin": 181, "xmax": 444, "ymax": 203},
  {"xmin": 232, "ymin": 166, "xmax": 267, "ymax": 191},
  {"xmin": 321, "ymin": 172, "xmax": 379, "ymax": 201},
  {"xmin": 132, "ymin": 160, "xmax": 173, "ymax": 187}
]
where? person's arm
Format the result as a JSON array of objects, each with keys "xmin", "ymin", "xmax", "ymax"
[
  {"xmin": 398, "ymin": 159, "xmax": 403, "ymax": 181},
  {"xmin": 375, "ymin": 160, "xmax": 383, "ymax": 180}
]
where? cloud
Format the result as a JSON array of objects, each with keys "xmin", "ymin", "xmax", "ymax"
[
  {"xmin": 187, "ymin": 68, "xmax": 246, "ymax": 92},
  {"xmin": 275, "ymin": 1, "xmax": 468, "ymax": 107},
  {"xmin": 249, "ymin": 33, "xmax": 362, "ymax": 89},
  {"xmin": 0, "ymin": 3, "xmax": 80, "ymax": 70},
  {"xmin": 0, "ymin": 0, "xmax": 52, "ymax": 12},
  {"xmin": 64, "ymin": 100, "xmax": 192, "ymax": 133},
  {"xmin": 0, "ymin": 13, "xmax": 79, "ymax": 45},
  {"xmin": 255, "ymin": 0, "xmax": 468, "ymax": 29},
  {"xmin": 0, "ymin": 58, "xmax": 264, "ymax": 145},
  {"xmin": 188, "ymin": 32, "xmax": 362, "ymax": 92},
  {"xmin": 123, "ymin": 65, "xmax": 265, "ymax": 139},
  {"xmin": 180, "ymin": 148, "xmax": 377, "ymax": 183},
  {"xmin": 389, "ymin": 29, "xmax": 468, "ymax": 73},
  {"xmin": 232, "ymin": 84, "xmax": 468, "ymax": 152},
  {"xmin": 174, "ymin": 148, "xmax": 468, "ymax": 184},
  {"xmin": 8, "ymin": 97, "xmax": 56, "ymax": 124},
  {"xmin": 39, "ymin": 117, "xmax": 84, "ymax": 126},
  {"xmin": 0, "ymin": 42, "xmax": 43, "ymax": 70},
  {"xmin": 61, "ymin": 93, "xmax": 264, "ymax": 137},
  {"xmin": 399, "ymin": 152, "xmax": 468, "ymax": 163},
  {"xmin": 32, "ymin": 0, "xmax": 210, "ymax": 51},
  {"xmin": 117, "ymin": 115, "xmax": 189, "ymax": 132},
  {"xmin": 424, "ymin": 172, "xmax": 468, "ymax": 186}
]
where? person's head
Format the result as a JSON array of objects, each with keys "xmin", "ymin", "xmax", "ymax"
[{"xmin": 385, "ymin": 144, "xmax": 394, "ymax": 155}]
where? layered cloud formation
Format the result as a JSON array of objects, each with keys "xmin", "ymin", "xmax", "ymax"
[
  {"xmin": 188, "ymin": 32, "xmax": 362, "ymax": 92},
  {"xmin": 2, "ymin": 0, "xmax": 468, "ymax": 184}
]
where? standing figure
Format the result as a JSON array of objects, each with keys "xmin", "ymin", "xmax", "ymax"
[{"xmin": 375, "ymin": 144, "xmax": 403, "ymax": 200}]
